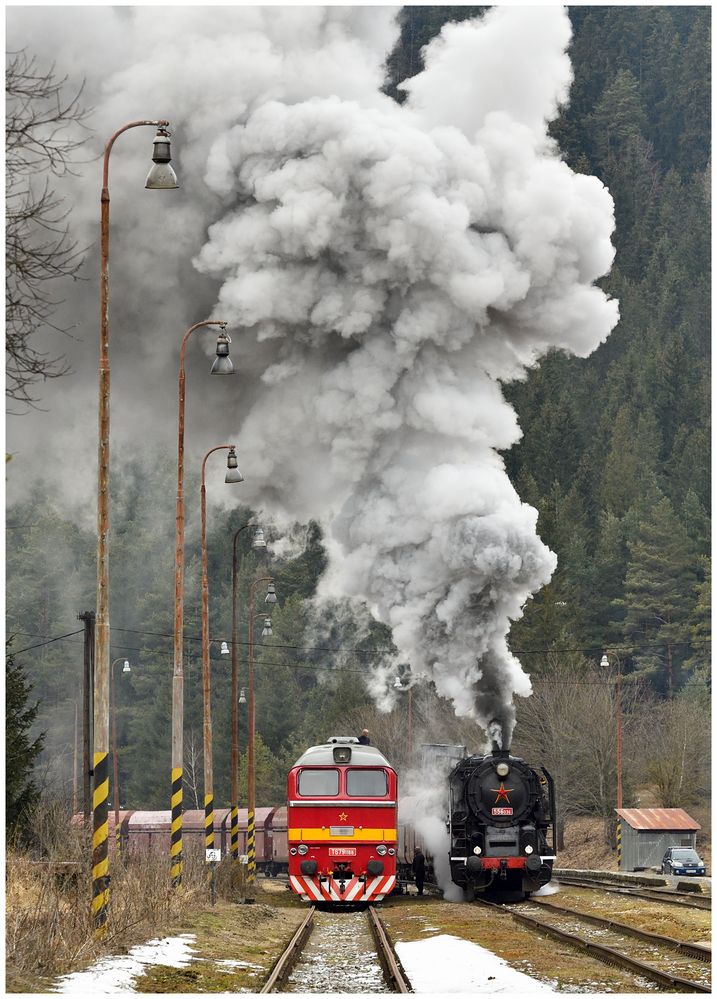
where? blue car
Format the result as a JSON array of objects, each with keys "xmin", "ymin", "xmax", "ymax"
[{"xmin": 661, "ymin": 847, "xmax": 707, "ymax": 876}]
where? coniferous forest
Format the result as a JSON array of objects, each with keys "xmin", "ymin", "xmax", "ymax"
[{"xmin": 7, "ymin": 8, "xmax": 710, "ymax": 836}]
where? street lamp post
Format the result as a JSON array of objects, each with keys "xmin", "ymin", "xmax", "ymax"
[
  {"xmin": 601, "ymin": 651, "xmax": 623, "ymax": 868},
  {"xmin": 93, "ymin": 120, "xmax": 177, "ymax": 937},
  {"xmin": 231, "ymin": 524, "xmax": 266, "ymax": 865},
  {"xmin": 171, "ymin": 319, "xmax": 233, "ymax": 890},
  {"xmin": 247, "ymin": 576, "xmax": 276, "ymax": 896},
  {"xmin": 200, "ymin": 445, "xmax": 243, "ymax": 866},
  {"xmin": 110, "ymin": 657, "xmax": 131, "ymax": 853}
]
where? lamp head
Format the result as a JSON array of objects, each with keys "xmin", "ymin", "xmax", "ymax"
[
  {"xmin": 393, "ymin": 675, "xmax": 402, "ymax": 689},
  {"xmin": 252, "ymin": 526, "xmax": 267, "ymax": 549},
  {"xmin": 600, "ymin": 654, "xmax": 609, "ymax": 668},
  {"xmin": 145, "ymin": 127, "xmax": 179, "ymax": 190},
  {"xmin": 122, "ymin": 660, "xmax": 131, "ymax": 673},
  {"xmin": 261, "ymin": 617, "xmax": 273, "ymax": 637},
  {"xmin": 220, "ymin": 641, "xmax": 230, "ymax": 655},
  {"xmin": 211, "ymin": 330, "xmax": 234, "ymax": 374},
  {"xmin": 225, "ymin": 447, "xmax": 244, "ymax": 483},
  {"xmin": 239, "ymin": 687, "xmax": 247, "ymax": 704},
  {"xmin": 265, "ymin": 582, "xmax": 277, "ymax": 604}
]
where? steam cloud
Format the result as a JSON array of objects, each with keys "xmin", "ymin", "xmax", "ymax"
[{"xmin": 8, "ymin": 7, "xmax": 618, "ymax": 747}]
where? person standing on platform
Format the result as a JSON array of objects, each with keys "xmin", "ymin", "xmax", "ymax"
[{"xmin": 412, "ymin": 847, "xmax": 426, "ymax": 896}]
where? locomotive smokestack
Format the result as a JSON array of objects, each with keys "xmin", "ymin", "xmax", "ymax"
[{"xmin": 488, "ymin": 719, "xmax": 510, "ymax": 755}]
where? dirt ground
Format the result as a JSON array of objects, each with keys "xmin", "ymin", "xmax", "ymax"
[{"xmin": 134, "ymin": 880, "xmax": 305, "ymax": 993}]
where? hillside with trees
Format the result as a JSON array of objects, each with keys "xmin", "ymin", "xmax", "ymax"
[{"xmin": 6, "ymin": 7, "xmax": 710, "ymax": 844}]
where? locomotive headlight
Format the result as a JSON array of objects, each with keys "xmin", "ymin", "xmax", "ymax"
[
  {"xmin": 290, "ymin": 848, "xmax": 298, "ymax": 856},
  {"xmin": 473, "ymin": 845, "xmax": 482, "ymax": 856},
  {"xmin": 376, "ymin": 845, "xmax": 387, "ymax": 856},
  {"xmin": 297, "ymin": 844, "xmax": 309, "ymax": 856},
  {"xmin": 388, "ymin": 848, "xmax": 395, "ymax": 856},
  {"xmin": 524, "ymin": 845, "xmax": 534, "ymax": 855},
  {"xmin": 496, "ymin": 762, "xmax": 510, "ymax": 777}
]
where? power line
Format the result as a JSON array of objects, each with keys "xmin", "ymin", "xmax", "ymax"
[
  {"xmin": 10, "ymin": 627, "xmax": 710, "ymax": 687},
  {"xmin": 10, "ymin": 629, "xmax": 84, "ymax": 655},
  {"xmin": 10, "ymin": 625, "xmax": 711, "ymax": 662}
]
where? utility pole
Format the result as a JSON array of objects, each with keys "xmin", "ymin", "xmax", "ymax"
[
  {"xmin": 73, "ymin": 700, "xmax": 79, "ymax": 816},
  {"xmin": 78, "ymin": 611, "xmax": 95, "ymax": 824}
]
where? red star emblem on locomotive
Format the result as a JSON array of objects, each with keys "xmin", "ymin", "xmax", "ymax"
[
  {"xmin": 490, "ymin": 782, "xmax": 513, "ymax": 804},
  {"xmin": 338, "ymin": 811, "xmax": 348, "ymax": 821}
]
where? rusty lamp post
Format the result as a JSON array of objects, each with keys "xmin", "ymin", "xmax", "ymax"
[
  {"xmin": 230, "ymin": 524, "xmax": 267, "ymax": 865},
  {"xmin": 200, "ymin": 445, "xmax": 243, "ymax": 865},
  {"xmin": 171, "ymin": 320, "xmax": 234, "ymax": 890},
  {"xmin": 246, "ymin": 576, "xmax": 277, "ymax": 895},
  {"xmin": 93, "ymin": 120, "xmax": 177, "ymax": 936},
  {"xmin": 110, "ymin": 658, "xmax": 131, "ymax": 852},
  {"xmin": 601, "ymin": 651, "xmax": 623, "ymax": 868}
]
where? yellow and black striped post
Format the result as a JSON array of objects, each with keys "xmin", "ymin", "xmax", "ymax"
[
  {"xmin": 247, "ymin": 808, "xmax": 256, "ymax": 886},
  {"xmin": 91, "ymin": 751, "xmax": 110, "ymax": 937},
  {"xmin": 205, "ymin": 794, "xmax": 215, "ymax": 852},
  {"xmin": 171, "ymin": 768, "xmax": 183, "ymax": 888},
  {"xmin": 230, "ymin": 805, "xmax": 239, "ymax": 860},
  {"xmin": 616, "ymin": 819, "xmax": 622, "ymax": 870}
]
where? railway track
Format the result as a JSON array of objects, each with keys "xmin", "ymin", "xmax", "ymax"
[
  {"xmin": 556, "ymin": 874, "xmax": 711, "ymax": 911},
  {"xmin": 261, "ymin": 905, "xmax": 412, "ymax": 993},
  {"xmin": 474, "ymin": 896, "xmax": 710, "ymax": 993}
]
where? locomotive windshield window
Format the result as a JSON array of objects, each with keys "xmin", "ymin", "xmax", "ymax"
[
  {"xmin": 298, "ymin": 768, "xmax": 339, "ymax": 796},
  {"xmin": 346, "ymin": 769, "xmax": 387, "ymax": 797}
]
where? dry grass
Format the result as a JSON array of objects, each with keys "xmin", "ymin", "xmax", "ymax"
[
  {"xmin": 5, "ymin": 801, "xmax": 208, "ymax": 993},
  {"xmin": 560, "ymin": 816, "xmax": 618, "ymax": 871}
]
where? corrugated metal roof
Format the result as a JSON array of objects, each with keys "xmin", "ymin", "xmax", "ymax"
[{"xmin": 616, "ymin": 807, "xmax": 701, "ymax": 831}]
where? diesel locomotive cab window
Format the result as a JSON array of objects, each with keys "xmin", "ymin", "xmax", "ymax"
[
  {"xmin": 346, "ymin": 769, "xmax": 387, "ymax": 797},
  {"xmin": 298, "ymin": 768, "xmax": 339, "ymax": 796}
]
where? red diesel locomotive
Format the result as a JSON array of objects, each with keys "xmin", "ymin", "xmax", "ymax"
[{"xmin": 287, "ymin": 736, "xmax": 397, "ymax": 903}]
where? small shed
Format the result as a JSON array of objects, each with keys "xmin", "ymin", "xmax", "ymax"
[{"xmin": 616, "ymin": 808, "xmax": 701, "ymax": 871}]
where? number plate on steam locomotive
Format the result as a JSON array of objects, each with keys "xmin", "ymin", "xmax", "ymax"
[
  {"xmin": 492, "ymin": 807, "xmax": 513, "ymax": 816},
  {"xmin": 329, "ymin": 826, "xmax": 355, "ymax": 836},
  {"xmin": 329, "ymin": 847, "xmax": 357, "ymax": 857}
]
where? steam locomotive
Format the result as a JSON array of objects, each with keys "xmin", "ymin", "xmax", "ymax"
[{"xmin": 448, "ymin": 745, "xmax": 556, "ymax": 899}]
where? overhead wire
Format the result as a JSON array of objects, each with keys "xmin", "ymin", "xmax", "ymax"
[{"xmin": 9, "ymin": 626, "xmax": 710, "ymax": 686}]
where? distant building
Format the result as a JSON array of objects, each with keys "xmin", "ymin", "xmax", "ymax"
[{"xmin": 616, "ymin": 808, "xmax": 701, "ymax": 871}]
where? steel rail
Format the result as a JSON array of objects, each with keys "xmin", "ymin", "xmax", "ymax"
[
  {"xmin": 530, "ymin": 897, "xmax": 711, "ymax": 962},
  {"xmin": 474, "ymin": 897, "xmax": 710, "ymax": 993},
  {"xmin": 556, "ymin": 875, "xmax": 711, "ymax": 910},
  {"xmin": 260, "ymin": 906, "xmax": 315, "ymax": 993},
  {"xmin": 367, "ymin": 905, "xmax": 412, "ymax": 993}
]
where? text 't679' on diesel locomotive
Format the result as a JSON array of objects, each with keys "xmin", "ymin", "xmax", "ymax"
[
  {"xmin": 449, "ymin": 744, "xmax": 556, "ymax": 899},
  {"xmin": 287, "ymin": 737, "xmax": 397, "ymax": 903}
]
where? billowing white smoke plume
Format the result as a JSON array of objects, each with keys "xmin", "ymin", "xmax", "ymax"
[
  {"xmin": 194, "ymin": 7, "xmax": 618, "ymax": 745},
  {"xmin": 7, "ymin": 6, "xmax": 618, "ymax": 747}
]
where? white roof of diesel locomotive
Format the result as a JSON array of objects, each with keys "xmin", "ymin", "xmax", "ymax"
[{"xmin": 292, "ymin": 740, "xmax": 392, "ymax": 768}]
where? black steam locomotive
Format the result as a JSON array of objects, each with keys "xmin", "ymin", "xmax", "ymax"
[{"xmin": 448, "ymin": 746, "xmax": 556, "ymax": 899}]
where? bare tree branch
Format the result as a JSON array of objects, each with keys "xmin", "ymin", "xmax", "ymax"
[{"xmin": 5, "ymin": 50, "xmax": 92, "ymax": 412}]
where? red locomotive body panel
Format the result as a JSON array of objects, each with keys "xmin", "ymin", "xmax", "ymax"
[{"xmin": 287, "ymin": 739, "xmax": 397, "ymax": 903}]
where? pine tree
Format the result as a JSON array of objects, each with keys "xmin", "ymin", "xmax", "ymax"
[
  {"xmin": 6, "ymin": 642, "xmax": 45, "ymax": 836},
  {"xmin": 617, "ymin": 496, "xmax": 699, "ymax": 694}
]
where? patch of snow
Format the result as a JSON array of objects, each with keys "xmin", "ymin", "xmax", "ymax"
[
  {"xmin": 53, "ymin": 934, "xmax": 196, "ymax": 994},
  {"xmin": 213, "ymin": 958, "xmax": 262, "ymax": 971},
  {"xmin": 395, "ymin": 934, "xmax": 554, "ymax": 993}
]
